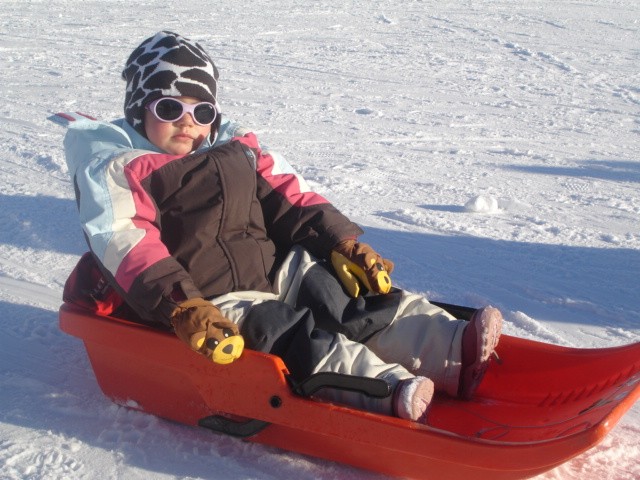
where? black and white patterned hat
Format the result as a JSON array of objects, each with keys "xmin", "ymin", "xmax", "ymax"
[{"xmin": 122, "ymin": 31, "xmax": 220, "ymax": 135}]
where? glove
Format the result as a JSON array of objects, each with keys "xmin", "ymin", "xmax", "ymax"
[
  {"xmin": 171, "ymin": 298, "xmax": 244, "ymax": 364},
  {"xmin": 330, "ymin": 239, "xmax": 394, "ymax": 297}
]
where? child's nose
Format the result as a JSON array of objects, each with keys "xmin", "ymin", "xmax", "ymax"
[{"xmin": 177, "ymin": 113, "xmax": 196, "ymax": 126}]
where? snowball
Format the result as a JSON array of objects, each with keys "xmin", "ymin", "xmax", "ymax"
[{"xmin": 464, "ymin": 194, "xmax": 500, "ymax": 213}]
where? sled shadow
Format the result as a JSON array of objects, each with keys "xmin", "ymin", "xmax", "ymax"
[{"xmin": 0, "ymin": 193, "xmax": 85, "ymax": 255}]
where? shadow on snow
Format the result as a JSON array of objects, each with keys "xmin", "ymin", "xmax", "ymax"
[
  {"xmin": 0, "ymin": 193, "xmax": 85, "ymax": 255},
  {"xmin": 361, "ymin": 227, "xmax": 640, "ymax": 331},
  {"xmin": 502, "ymin": 158, "xmax": 640, "ymax": 183}
]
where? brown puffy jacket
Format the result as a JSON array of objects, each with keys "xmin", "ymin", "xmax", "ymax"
[{"xmin": 70, "ymin": 132, "xmax": 362, "ymax": 325}]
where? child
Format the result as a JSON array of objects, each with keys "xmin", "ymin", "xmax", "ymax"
[{"xmin": 62, "ymin": 31, "xmax": 502, "ymax": 423}]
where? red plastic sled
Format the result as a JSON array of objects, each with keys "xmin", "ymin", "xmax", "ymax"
[{"xmin": 59, "ymin": 303, "xmax": 640, "ymax": 480}]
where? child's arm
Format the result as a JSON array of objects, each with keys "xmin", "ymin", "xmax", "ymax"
[
  {"xmin": 234, "ymin": 132, "xmax": 394, "ymax": 296},
  {"xmin": 75, "ymin": 149, "xmax": 204, "ymax": 323},
  {"xmin": 234, "ymin": 132, "xmax": 364, "ymax": 257},
  {"xmin": 63, "ymin": 120, "xmax": 203, "ymax": 324}
]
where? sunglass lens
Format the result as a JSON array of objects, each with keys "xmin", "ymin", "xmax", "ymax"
[
  {"xmin": 155, "ymin": 99, "xmax": 183, "ymax": 121},
  {"xmin": 193, "ymin": 104, "xmax": 216, "ymax": 125}
]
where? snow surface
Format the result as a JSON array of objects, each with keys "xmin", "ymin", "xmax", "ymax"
[{"xmin": 1, "ymin": 0, "xmax": 639, "ymax": 478}]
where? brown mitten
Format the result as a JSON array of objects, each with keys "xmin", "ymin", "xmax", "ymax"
[
  {"xmin": 331, "ymin": 239, "xmax": 394, "ymax": 297},
  {"xmin": 171, "ymin": 298, "xmax": 244, "ymax": 364}
]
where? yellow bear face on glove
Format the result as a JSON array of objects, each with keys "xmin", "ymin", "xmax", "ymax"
[
  {"xmin": 171, "ymin": 298, "xmax": 245, "ymax": 365},
  {"xmin": 203, "ymin": 329, "xmax": 245, "ymax": 364}
]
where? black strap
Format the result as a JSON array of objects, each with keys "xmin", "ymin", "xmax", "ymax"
[
  {"xmin": 291, "ymin": 371, "xmax": 392, "ymax": 398},
  {"xmin": 431, "ymin": 301, "xmax": 477, "ymax": 321}
]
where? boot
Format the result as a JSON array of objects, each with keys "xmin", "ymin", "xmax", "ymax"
[
  {"xmin": 393, "ymin": 376, "xmax": 435, "ymax": 423},
  {"xmin": 458, "ymin": 306, "xmax": 503, "ymax": 400}
]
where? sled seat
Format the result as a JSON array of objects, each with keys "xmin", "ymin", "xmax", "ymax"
[{"xmin": 59, "ymin": 302, "xmax": 640, "ymax": 480}]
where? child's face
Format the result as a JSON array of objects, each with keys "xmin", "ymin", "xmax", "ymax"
[{"xmin": 144, "ymin": 96, "xmax": 212, "ymax": 155}]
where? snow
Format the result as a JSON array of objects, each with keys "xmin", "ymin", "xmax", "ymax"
[{"xmin": 0, "ymin": 0, "xmax": 638, "ymax": 478}]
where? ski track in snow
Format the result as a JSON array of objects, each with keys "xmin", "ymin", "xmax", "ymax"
[{"xmin": 0, "ymin": 1, "xmax": 638, "ymax": 479}]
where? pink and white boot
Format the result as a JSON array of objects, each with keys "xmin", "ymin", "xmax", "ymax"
[
  {"xmin": 393, "ymin": 376, "xmax": 435, "ymax": 423},
  {"xmin": 458, "ymin": 306, "xmax": 503, "ymax": 400}
]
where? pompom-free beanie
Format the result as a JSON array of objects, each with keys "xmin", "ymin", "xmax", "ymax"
[{"xmin": 122, "ymin": 31, "xmax": 220, "ymax": 135}]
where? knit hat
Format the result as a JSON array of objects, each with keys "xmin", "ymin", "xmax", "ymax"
[{"xmin": 122, "ymin": 31, "xmax": 220, "ymax": 135}]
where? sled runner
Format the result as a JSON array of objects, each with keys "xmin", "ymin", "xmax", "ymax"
[{"xmin": 59, "ymin": 302, "xmax": 640, "ymax": 480}]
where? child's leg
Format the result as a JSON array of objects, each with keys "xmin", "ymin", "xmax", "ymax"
[
  {"xmin": 364, "ymin": 292, "xmax": 467, "ymax": 397},
  {"xmin": 311, "ymin": 330, "xmax": 431, "ymax": 418},
  {"xmin": 241, "ymin": 299, "xmax": 434, "ymax": 422}
]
